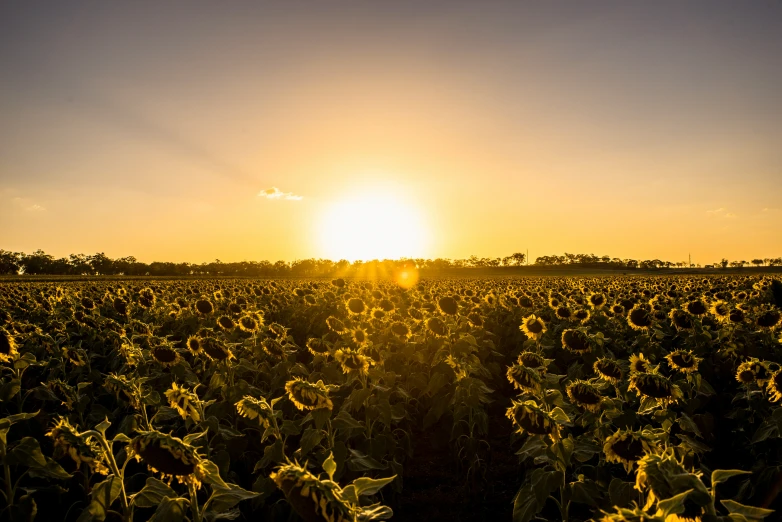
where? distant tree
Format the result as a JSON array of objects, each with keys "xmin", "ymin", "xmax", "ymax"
[
  {"xmin": 720, "ymin": 259, "xmax": 729, "ymax": 269},
  {"xmin": 751, "ymin": 259, "xmax": 764, "ymax": 267}
]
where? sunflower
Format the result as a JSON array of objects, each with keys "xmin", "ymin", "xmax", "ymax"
[
  {"xmin": 629, "ymin": 353, "xmax": 651, "ymax": 374},
  {"xmin": 113, "ymin": 297, "xmax": 128, "ymax": 315},
  {"xmin": 589, "ymin": 293, "xmax": 606, "ymax": 309},
  {"xmin": 767, "ymin": 370, "xmax": 782, "ymax": 402},
  {"xmin": 194, "ymin": 299, "xmax": 214, "ymax": 315},
  {"xmin": 326, "ymin": 316, "xmax": 347, "ymax": 333},
  {"xmin": 151, "ymin": 343, "xmax": 181, "ymax": 367},
  {"xmin": 438, "ymin": 296, "xmax": 459, "ymax": 315},
  {"xmin": 686, "ymin": 299, "xmax": 708, "ymax": 316},
  {"xmin": 0, "ymin": 328, "xmax": 18, "ymax": 363},
  {"xmin": 262, "ymin": 338, "xmax": 292, "ymax": 359},
  {"xmin": 235, "ymin": 395, "xmax": 273, "ymax": 429},
  {"xmin": 566, "ymin": 380, "xmax": 604, "ymax": 412},
  {"xmin": 756, "ymin": 308, "xmax": 781, "ymax": 329},
  {"xmin": 389, "ymin": 321, "xmax": 410, "ymax": 339},
  {"xmin": 629, "ymin": 372, "xmax": 682, "ymax": 406},
  {"xmin": 334, "ymin": 348, "xmax": 371, "ymax": 376},
  {"xmin": 426, "ymin": 317, "xmax": 448, "ymax": 337},
  {"xmin": 728, "ymin": 308, "xmax": 745, "ymax": 324},
  {"xmin": 603, "ymin": 429, "xmax": 656, "ymax": 472},
  {"xmin": 561, "ymin": 329, "xmax": 592, "ymax": 354},
  {"xmin": 186, "ymin": 335, "xmax": 202, "ymax": 355},
  {"xmin": 518, "ymin": 351, "xmax": 547, "ymax": 371},
  {"xmin": 610, "ymin": 304, "xmax": 625, "ymax": 315},
  {"xmin": 627, "ymin": 305, "xmax": 654, "ymax": 331},
  {"xmin": 665, "ymin": 350, "xmax": 701, "ymax": 374},
  {"xmin": 709, "ymin": 300, "xmax": 730, "ymax": 322},
  {"xmin": 217, "ymin": 315, "xmax": 235, "ymax": 331},
  {"xmin": 735, "ymin": 360, "xmax": 758, "ymax": 384},
  {"xmin": 519, "ymin": 314, "xmax": 547, "ymax": 341},
  {"xmin": 165, "ymin": 382, "xmax": 201, "ymax": 422},
  {"xmin": 104, "ymin": 373, "xmax": 142, "ymax": 408},
  {"xmin": 285, "ymin": 378, "xmax": 333, "ymax": 411},
  {"xmin": 47, "ymin": 418, "xmax": 109, "ymax": 474},
  {"xmin": 306, "ymin": 337, "xmax": 330, "ymax": 357},
  {"xmin": 555, "ymin": 306, "xmax": 573, "ymax": 321},
  {"xmin": 271, "ymin": 462, "xmax": 354, "ymax": 522},
  {"xmin": 573, "ymin": 308, "xmax": 591, "ymax": 323},
  {"xmin": 346, "ymin": 298, "xmax": 366, "ymax": 315},
  {"xmin": 594, "ymin": 358, "xmax": 623, "ymax": 384},
  {"xmin": 129, "ymin": 430, "xmax": 205, "ymax": 487},
  {"xmin": 669, "ymin": 309, "xmax": 694, "ymax": 330},
  {"xmin": 505, "ymin": 399, "xmax": 566, "ymax": 441},
  {"xmin": 506, "ymin": 364, "xmax": 542, "ymax": 393},
  {"xmin": 352, "ymin": 328, "xmax": 368, "ymax": 344},
  {"xmin": 200, "ymin": 337, "xmax": 234, "ymax": 361}
]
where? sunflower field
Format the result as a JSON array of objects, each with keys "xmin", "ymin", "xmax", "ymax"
[{"xmin": 1, "ymin": 275, "xmax": 782, "ymax": 522}]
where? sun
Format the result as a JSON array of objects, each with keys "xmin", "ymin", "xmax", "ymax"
[{"xmin": 318, "ymin": 191, "xmax": 428, "ymax": 261}]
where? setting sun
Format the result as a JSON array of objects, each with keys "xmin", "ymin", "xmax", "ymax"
[{"xmin": 318, "ymin": 191, "xmax": 428, "ymax": 262}]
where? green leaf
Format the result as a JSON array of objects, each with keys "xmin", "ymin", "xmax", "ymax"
[
  {"xmin": 77, "ymin": 475, "xmax": 123, "ymax": 522},
  {"xmin": 9, "ymin": 437, "xmax": 48, "ymax": 468},
  {"xmin": 751, "ymin": 421, "xmax": 778, "ymax": 444},
  {"xmin": 95, "ymin": 417, "xmax": 111, "ymax": 435},
  {"xmin": 347, "ymin": 449, "xmax": 387, "ymax": 471},
  {"xmin": 712, "ymin": 469, "xmax": 752, "ymax": 488},
  {"xmin": 549, "ymin": 407, "xmax": 570, "ymax": 424},
  {"xmin": 352, "ymin": 475, "xmax": 396, "ymax": 497},
  {"xmin": 0, "ymin": 379, "xmax": 21, "ymax": 402},
  {"xmin": 113, "ymin": 433, "xmax": 132, "ymax": 443},
  {"xmin": 332, "ymin": 409, "xmax": 363, "ymax": 430},
  {"xmin": 201, "ymin": 459, "xmax": 229, "ymax": 489},
  {"xmin": 205, "ymin": 483, "xmax": 259, "ymax": 513},
  {"xmin": 131, "ymin": 477, "xmax": 178, "ymax": 509},
  {"xmin": 323, "ymin": 452, "xmax": 337, "ymax": 481},
  {"xmin": 358, "ymin": 504, "xmax": 394, "ymax": 521},
  {"xmin": 720, "ymin": 500, "xmax": 775, "ymax": 520},
  {"xmin": 570, "ymin": 479, "xmax": 602, "ymax": 507},
  {"xmin": 299, "ymin": 427, "xmax": 325, "ymax": 457},
  {"xmin": 657, "ymin": 489, "xmax": 692, "ymax": 518},
  {"xmin": 608, "ymin": 478, "xmax": 636, "ymax": 508},
  {"xmin": 148, "ymin": 497, "xmax": 188, "ymax": 522},
  {"xmin": 312, "ymin": 407, "xmax": 332, "ymax": 430}
]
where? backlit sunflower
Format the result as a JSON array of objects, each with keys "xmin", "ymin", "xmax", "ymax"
[
  {"xmin": 665, "ymin": 349, "xmax": 701, "ymax": 374},
  {"xmin": 271, "ymin": 462, "xmax": 354, "ymax": 522},
  {"xmin": 426, "ymin": 317, "xmax": 448, "ymax": 337},
  {"xmin": 628, "ymin": 372, "xmax": 682, "ymax": 406},
  {"xmin": 151, "ymin": 343, "xmax": 181, "ymax": 367},
  {"xmin": 285, "ymin": 378, "xmax": 333, "ymax": 411},
  {"xmin": 767, "ymin": 370, "xmax": 782, "ymax": 402},
  {"xmin": 165, "ymin": 382, "xmax": 201, "ymax": 422},
  {"xmin": 334, "ymin": 348, "xmax": 371, "ymax": 376},
  {"xmin": 0, "ymin": 328, "xmax": 18, "ymax": 363},
  {"xmin": 129, "ymin": 430, "xmax": 205, "ymax": 487},
  {"xmin": 235, "ymin": 395, "xmax": 273, "ymax": 429},
  {"xmin": 519, "ymin": 314, "xmax": 546, "ymax": 341},
  {"xmin": 506, "ymin": 399, "xmax": 567, "ymax": 441},
  {"xmin": 506, "ymin": 364, "xmax": 543, "ymax": 393},
  {"xmin": 603, "ymin": 429, "xmax": 657, "ymax": 472},
  {"xmin": 566, "ymin": 380, "xmax": 604, "ymax": 412},
  {"xmin": 47, "ymin": 418, "xmax": 109, "ymax": 475},
  {"xmin": 627, "ymin": 305, "xmax": 654, "ymax": 331},
  {"xmin": 594, "ymin": 358, "xmax": 623, "ymax": 384},
  {"xmin": 629, "ymin": 353, "xmax": 651, "ymax": 374},
  {"xmin": 561, "ymin": 329, "xmax": 592, "ymax": 354}
]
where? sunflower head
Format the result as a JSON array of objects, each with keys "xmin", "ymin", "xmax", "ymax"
[
  {"xmin": 603, "ymin": 429, "xmax": 656, "ymax": 473},
  {"xmin": 306, "ymin": 337, "xmax": 331, "ymax": 357},
  {"xmin": 517, "ymin": 351, "xmax": 547, "ymax": 372},
  {"xmin": 235, "ymin": 395, "xmax": 273, "ymax": 429},
  {"xmin": 665, "ymin": 350, "xmax": 701, "ymax": 374},
  {"xmin": 756, "ymin": 308, "xmax": 781, "ymax": 329},
  {"xmin": 505, "ymin": 399, "xmax": 567, "ymax": 441},
  {"xmin": 186, "ymin": 335, "xmax": 202, "ymax": 354},
  {"xmin": 150, "ymin": 343, "xmax": 181, "ymax": 367},
  {"xmin": 129, "ymin": 430, "xmax": 205, "ymax": 487},
  {"xmin": 506, "ymin": 364, "xmax": 543, "ymax": 393},
  {"xmin": 165, "ymin": 382, "xmax": 201, "ymax": 422},
  {"xmin": 326, "ymin": 316, "xmax": 347, "ymax": 333},
  {"xmin": 426, "ymin": 317, "xmax": 448, "ymax": 337},
  {"xmin": 346, "ymin": 298, "xmax": 366, "ymax": 315},
  {"xmin": 194, "ymin": 299, "xmax": 214, "ymax": 315},
  {"xmin": 627, "ymin": 305, "xmax": 654, "ymax": 331},
  {"xmin": 217, "ymin": 315, "xmax": 235, "ymax": 331},
  {"xmin": 438, "ymin": 296, "xmax": 459, "ymax": 315},
  {"xmin": 566, "ymin": 380, "xmax": 604, "ymax": 412},
  {"xmin": 629, "ymin": 353, "xmax": 651, "ymax": 374},
  {"xmin": 629, "ymin": 372, "xmax": 682, "ymax": 406},
  {"xmin": 389, "ymin": 321, "xmax": 410, "ymax": 339},
  {"xmin": 520, "ymin": 314, "xmax": 547, "ymax": 340},
  {"xmin": 47, "ymin": 418, "xmax": 109, "ymax": 474},
  {"xmin": 200, "ymin": 337, "xmax": 234, "ymax": 362},
  {"xmin": 285, "ymin": 378, "xmax": 333, "ymax": 411},
  {"xmin": 669, "ymin": 309, "xmax": 694, "ymax": 330},
  {"xmin": 767, "ymin": 370, "xmax": 782, "ymax": 402},
  {"xmin": 686, "ymin": 299, "xmax": 708, "ymax": 316},
  {"xmin": 594, "ymin": 358, "xmax": 623, "ymax": 383},
  {"xmin": 271, "ymin": 462, "xmax": 354, "ymax": 522},
  {"xmin": 334, "ymin": 348, "xmax": 372, "ymax": 376},
  {"xmin": 589, "ymin": 293, "xmax": 606, "ymax": 309},
  {"xmin": 561, "ymin": 329, "xmax": 592, "ymax": 354}
]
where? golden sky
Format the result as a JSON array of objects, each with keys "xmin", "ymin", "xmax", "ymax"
[{"xmin": 1, "ymin": 1, "xmax": 781, "ymax": 265}]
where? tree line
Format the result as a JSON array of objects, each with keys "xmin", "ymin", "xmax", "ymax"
[{"xmin": 0, "ymin": 249, "xmax": 779, "ymax": 277}]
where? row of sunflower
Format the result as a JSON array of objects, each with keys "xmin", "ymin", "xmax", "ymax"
[{"xmin": 0, "ymin": 274, "xmax": 780, "ymax": 521}]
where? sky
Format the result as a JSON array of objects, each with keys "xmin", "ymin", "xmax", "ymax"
[{"xmin": 2, "ymin": 1, "xmax": 781, "ymax": 265}]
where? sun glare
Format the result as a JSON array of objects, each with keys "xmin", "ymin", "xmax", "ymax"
[{"xmin": 318, "ymin": 192, "xmax": 428, "ymax": 262}]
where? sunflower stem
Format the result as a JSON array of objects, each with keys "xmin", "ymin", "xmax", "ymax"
[{"xmin": 188, "ymin": 482, "xmax": 202, "ymax": 522}]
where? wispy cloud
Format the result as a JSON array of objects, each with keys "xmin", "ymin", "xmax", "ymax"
[
  {"xmin": 258, "ymin": 187, "xmax": 303, "ymax": 201},
  {"xmin": 706, "ymin": 207, "xmax": 736, "ymax": 218},
  {"xmin": 12, "ymin": 197, "xmax": 46, "ymax": 212}
]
